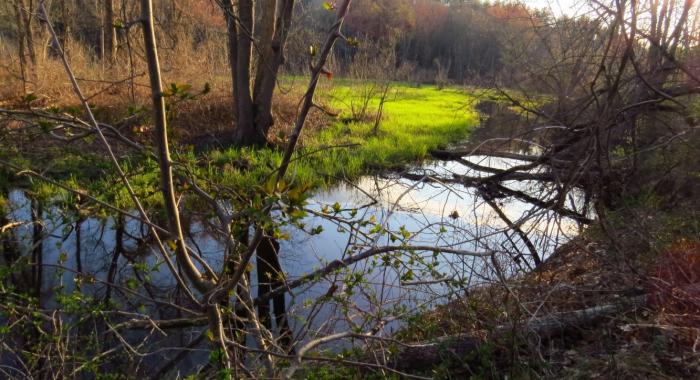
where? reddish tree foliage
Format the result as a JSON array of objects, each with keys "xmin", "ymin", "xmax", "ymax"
[
  {"xmin": 412, "ymin": 0, "xmax": 449, "ymax": 35},
  {"xmin": 345, "ymin": 0, "xmax": 415, "ymax": 40}
]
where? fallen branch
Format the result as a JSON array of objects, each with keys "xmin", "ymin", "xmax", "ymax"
[
  {"xmin": 431, "ymin": 148, "xmax": 543, "ymax": 162},
  {"xmin": 400, "ymin": 172, "xmax": 592, "ymax": 223},
  {"xmin": 384, "ymin": 295, "xmax": 647, "ymax": 372}
]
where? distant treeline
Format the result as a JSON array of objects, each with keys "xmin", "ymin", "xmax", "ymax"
[
  {"xmin": 288, "ymin": 0, "xmax": 553, "ymax": 83},
  {"xmin": 0, "ymin": 0, "xmax": 608, "ymax": 86}
]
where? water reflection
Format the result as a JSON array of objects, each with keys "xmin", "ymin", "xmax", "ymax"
[{"xmin": 2, "ymin": 153, "xmax": 585, "ymax": 374}]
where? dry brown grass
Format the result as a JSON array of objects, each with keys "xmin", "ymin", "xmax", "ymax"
[
  {"xmin": 1, "ymin": 31, "xmax": 330, "ymax": 150},
  {"xmin": 1, "ymin": 25, "xmax": 231, "ymax": 102}
]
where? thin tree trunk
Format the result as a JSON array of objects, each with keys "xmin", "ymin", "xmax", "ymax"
[
  {"xmin": 75, "ymin": 217, "xmax": 83, "ymax": 273},
  {"xmin": 30, "ymin": 198, "xmax": 43, "ymax": 300},
  {"xmin": 252, "ymin": 0, "xmax": 295, "ymax": 141},
  {"xmin": 104, "ymin": 0, "xmax": 117, "ymax": 62},
  {"xmin": 256, "ymin": 235, "xmax": 294, "ymax": 351},
  {"xmin": 275, "ymin": 0, "xmax": 353, "ymax": 182},
  {"xmin": 140, "ymin": 0, "xmax": 211, "ymax": 293},
  {"xmin": 13, "ymin": 0, "xmax": 28, "ymax": 93},
  {"xmin": 0, "ymin": 197, "xmax": 21, "ymax": 285},
  {"xmin": 233, "ymin": 0, "xmax": 260, "ymax": 146},
  {"xmin": 223, "ymin": 0, "xmax": 239, "ymax": 125},
  {"xmin": 59, "ymin": 0, "xmax": 70, "ymax": 51},
  {"xmin": 104, "ymin": 216, "xmax": 124, "ymax": 304},
  {"xmin": 121, "ymin": 0, "xmax": 136, "ymax": 102},
  {"xmin": 20, "ymin": 0, "xmax": 37, "ymax": 66}
]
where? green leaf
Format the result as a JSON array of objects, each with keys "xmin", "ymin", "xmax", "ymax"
[
  {"xmin": 126, "ymin": 278, "xmax": 138, "ymax": 289},
  {"xmin": 277, "ymin": 178, "xmax": 288, "ymax": 192},
  {"xmin": 263, "ymin": 178, "xmax": 275, "ymax": 194},
  {"xmin": 23, "ymin": 93, "xmax": 38, "ymax": 103},
  {"xmin": 322, "ymin": 1, "xmax": 335, "ymax": 11},
  {"xmin": 274, "ymin": 230, "xmax": 290, "ymax": 240},
  {"xmin": 289, "ymin": 208, "xmax": 307, "ymax": 220},
  {"xmin": 400, "ymin": 225, "xmax": 411, "ymax": 239},
  {"xmin": 64, "ymin": 105, "xmax": 81, "ymax": 116},
  {"xmin": 38, "ymin": 120, "xmax": 54, "ymax": 133},
  {"xmin": 346, "ymin": 36, "xmax": 360, "ymax": 47}
]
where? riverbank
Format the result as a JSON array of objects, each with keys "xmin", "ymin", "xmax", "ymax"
[{"xmin": 352, "ymin": 193, "xmax": 700, "ymax": 378}]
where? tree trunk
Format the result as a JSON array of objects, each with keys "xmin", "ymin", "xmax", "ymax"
[
  {"xmin": 251, "ymin": 0, "xmax": 294, "ymax": 141},
  {"xmin": 19, "ymin": 0, "xmax": 37, "ymax": 66},
  {"xmin": 223, "ymin": 0, "xmax": 239, "ymax": 125},
  {"xmin": 225, "ymin": 0, "xmax": 296, "ymax": 147},
  {"xmin": 13, "ymin": 0, "xmax": 28, "ymax": 92},
  {"xmin": 0, "ymin": 197, "xmax": 22, "ymax": 285},
  {"xmin": 75, "ymin": 217, "xmax": 83, "ymax": 273},
  {"xmin": 56, "ymin": 0, "xmax": 71, "ymax": 57},
  {"xmin": 103, "ymin": 0, "xmax": 117, "ymax": 62},
  {"xmin": 30, "ymin": 198, "xmax": 43, "ymax": 300},
  {"xmin": 232, "ymin": 0, "xmax": 261, "ymax": 146},
  {"xmin": 104, "ymin": 216, "xmax": 124, "ymax": 304},
  {"xmin": 256, "ymin": 235, "xmax": 294, "ymax": 351},
  {"xmin": 140, "ymin": 0, "xmax": 211, "ymax": 293}
]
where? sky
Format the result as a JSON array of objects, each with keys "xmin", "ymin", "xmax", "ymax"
[{"xmin": 518, "ymin": 0, "xmax": 589, "ymax": 16}]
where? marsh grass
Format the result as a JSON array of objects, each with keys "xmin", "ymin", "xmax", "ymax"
[
  {"xmin": 2, "ymin": 77, "xmax": 481, "ymax": 206},
  {"xmin": 208, "ymin": 81, "xmax": 480, "ymax": 191}
]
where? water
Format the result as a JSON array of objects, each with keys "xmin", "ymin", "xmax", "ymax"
[
  {"xmin": 1, "ymin": 105, "xmax": 588, "ymax": 373},
  {"xmin": 3, "ymin": 154, "xmax": 583, "ymax": 324}
]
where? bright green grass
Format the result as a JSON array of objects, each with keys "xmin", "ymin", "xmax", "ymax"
[
  {"xmin": 211, "ymin": 81, "xmax": 480, "ymax": 191},
  {"xmin": 3, "ymin": 81, "xmax": 481, "ymax": 208}
]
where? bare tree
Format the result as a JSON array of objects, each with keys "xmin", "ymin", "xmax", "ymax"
[
  {"xmin": 219, "ymin": 0, "xmax": 296, "ymax": 146},
  {"xmin": 103, "ymin": 0, "xmax": 117, "ymax": 62}
]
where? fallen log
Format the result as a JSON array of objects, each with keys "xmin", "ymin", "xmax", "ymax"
[
  {"xmin": 385, "ymin": 295, "xmax": 647, "ymax": 372},
  {"xmin": 430, "ymin": 148, "xmax": 542, "ymax": 162},
  {"xmin": 430, "ymin": 148, "xmax": 576, "ymax": 169}
]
